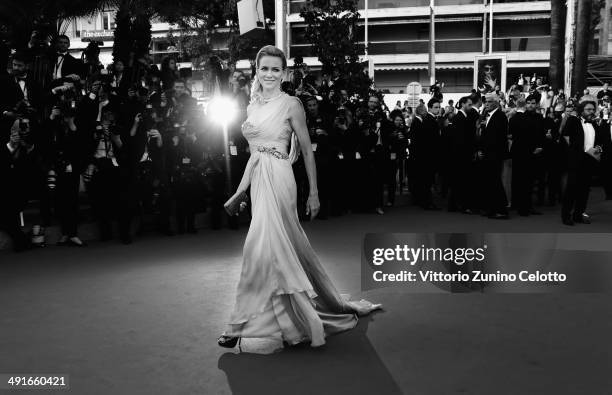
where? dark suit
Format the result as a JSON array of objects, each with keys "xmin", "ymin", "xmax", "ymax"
[
  {"xmin": 479, "ymin": 107, "xmax": 509, "ymax": 215},
  {"xmin": 329, "ymin": 125, "xmax": 358, "ymax": 214},
  {"xmin": 41, "ymin": 118, "xmax": 91, "ymax": 236},
  {"xmin": 307, "ymin": 113, "xmax": 333, "ymax": 218},
  {"xmin": 510, "ymin": 110, "xmax": 544, "ymax": 214},
  {"xmin": 561, "ymin": 116, "xmax": 602, "ymax": 220},
  {"xmin": 448, "ymin": 110, "xmax": 476, "ymax": 211},
  {"xmin": 0, "ymin": 74, "xmax": 44, "ymax": 120},
  {"xmin": 411, "ymin": 113, "xmax": 440, "ymax": 208},
  {"xmin": 543, "ymin": 116, "xmax": 565, "ymax": 204},
  {"xmin": 50, "ymin": 53, "xmax": 83, "ymax": 80}
]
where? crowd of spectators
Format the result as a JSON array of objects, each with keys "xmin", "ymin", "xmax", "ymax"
[{"xmin": 1, "ymin": 33, "xmax": 611, "ymax": 253}]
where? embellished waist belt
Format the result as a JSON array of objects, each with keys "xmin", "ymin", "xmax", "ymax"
[{"xmin": 252, "ymin": 145, "xmax": 289, "ymax": 160}]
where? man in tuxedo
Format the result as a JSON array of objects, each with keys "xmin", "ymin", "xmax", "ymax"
[
  {"xmin": 477, "ymin": 93, "xmax": 509, "ymax": 219},
  {"xmin": 51, "ymin": 35, "xmax": 82, "ymax": 82},
  {"xmin": 561, "ymin": 100, "xmax": 602, "ymax": 225},
  {"xmin": 447, "ymin": 96, "xmax": 475, "ymax": 213},
  {"xmin": 410, "ymin": 99, "xmax": 441, "ymax": 210},
  {"xmin": 0, "ymin": 52, "xmax": 44, "ymax": 138},
  {"xmin": 510, "ymin": 95, "xmax": 545, "ymax": 216}
]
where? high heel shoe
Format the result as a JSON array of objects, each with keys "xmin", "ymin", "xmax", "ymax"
[{"xmin": 217, "ymin": 335, "xmax": 241, "ymax": 349}]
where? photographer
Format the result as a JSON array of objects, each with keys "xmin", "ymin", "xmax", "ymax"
[
  {"xmin": 160, "ymin": 57, "xmax": 180, "ymax": 92},
  {"xmin": 87, "ymin": 96, "xmax": 132, "ymax": 243},
  {"xmin": 429, "ymin": 81, "xmax": 444, "ymax": 102},
  {"xmin": 363, "ymin": 94, "xmax": 391, "ymax": 214},
  {"xmin": 198, "ymin": 119, "xmax": 227, "ymax": 230},
  {"xmin": 0, "ymin": 118, "xmax": 37, "ymax": 251},
  {"xmin": 50, "ymin": 35, "xmax": 83, "ymax": 82},
  {"xmin": 167, "ymin": 118, "xmax": 207, "ymax": 234},
  {"xmin": 129, "ymin": 102, "xmax": 173, "ymax": 237},
  {"xmin": 109, "ymin": 59, "xmax": 129, "ymax": 100},
  {"xmin": 1, "ymin": 52, "xmax": 44, "ymax": 133},
  {"xmin": 165, "ymin": 80, "xmax": 196, "ymax": 125},
  {"xmin": 329, "ymin": 102, "xmax": 358, "ymax": 216},
  {"xmin": 387, "ymin": 110, "xmax": 409, "ymax": 207},
  {"xmin": 81, "ymin": 41, "xmax": 104, "ymax": 79},
  {"xmin": 42, "ymin": 103, "xmax": 89, "ymax": 246},
  {"xmin": 304, "ymin": 95, "xmax": 332, "ymax": 219},
  {"xmin": 230, "ymin": 70, "xmax": 249, "ymax": 111},
  {"xmin": 350, "ymin": 104, "xmax": 375, "ymax": 213}
]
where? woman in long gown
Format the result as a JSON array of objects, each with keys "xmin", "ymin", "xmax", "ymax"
[{"xmin": 218, "ymin": 46, "xmax": 382, "ymax": 349}]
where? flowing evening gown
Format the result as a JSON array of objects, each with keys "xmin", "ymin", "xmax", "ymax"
[{"xmin": 224, "ymin": 93, "xmax": 382, "ymax": 347}]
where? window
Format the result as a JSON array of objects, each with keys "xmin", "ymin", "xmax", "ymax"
[{"xmin": 100, "ymin": 11, "xmax": 114, "ymax": 30}]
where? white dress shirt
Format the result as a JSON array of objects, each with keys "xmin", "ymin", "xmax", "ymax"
[
  {"xmin": 15, "ymin": 76, "xmax": 28, "ymax": 101},
  {"xmin": 581, "ymin": 119, "xmax": 596, "ymax": 152},
  {"xmin": 486, "ymin": 107, "xmax": 498, "ymax": 127},
  {"xmin": 53, "ymin": 52, "xmax": 68, "ymax": 79}
]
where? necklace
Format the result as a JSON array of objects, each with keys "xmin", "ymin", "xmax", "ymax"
[{"xmin": 262, "ymin": 91, "xmax": 283, "ymax": 103}]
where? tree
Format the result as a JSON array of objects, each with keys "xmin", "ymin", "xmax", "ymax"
[
  {"xmin": 162, "ymin": 0, "xmax": 274, "ymax": 68},
  {"xmin": 549, "ymin": 0, "xmax": 566, "ymax": 90},
  {"xmin": 299, "ymin": 0, "xmax": 374, "ymax": 98},
  {"xmin": 110, "ymin": 0, "xmax": 155, "ymax": 65},
  {"xmin": 0, "ymin": 0, "xmax": 113, "ymax": 49},
  {"xmin": 573, "ymin": 0, "xmax": 593, "ymax": 94}
]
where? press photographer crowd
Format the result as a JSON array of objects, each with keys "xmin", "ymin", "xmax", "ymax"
[{"xmin": 1, "ymin": 34, "xmax": 612, "ymax": 253}]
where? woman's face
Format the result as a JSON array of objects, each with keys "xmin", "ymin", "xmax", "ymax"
[
  {"xmin": 257, "ymin": 55, "xmax": 284, "ymax": 91},
  {"xmin": 394, "ymin": 116, "xmax": 404, "ymax": 128},
  {"xmin": 169, "ymin": 59, "xmax": 176, "ymax": 70}
]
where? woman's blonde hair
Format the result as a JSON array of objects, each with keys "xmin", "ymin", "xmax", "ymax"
[{"xmin": 250, "ymin": 45, "xmax": 287, "ymax": 104}]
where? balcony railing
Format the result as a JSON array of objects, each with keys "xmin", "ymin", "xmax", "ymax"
[
  {"xmin": 290, "ymin": 35, "xmax": 549, "ymax": 57},
  {"xmin": 356, "ymin": 0, "xmax": 482, "ymax": 8},
  {"xmin": 290, "ymin": 0, "xmax": 547, "ymax": 13}
]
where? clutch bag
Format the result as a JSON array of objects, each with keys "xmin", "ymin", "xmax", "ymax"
[{"xmin": 224, "ymin": 191, "xmax": 249, "ymax": 216}]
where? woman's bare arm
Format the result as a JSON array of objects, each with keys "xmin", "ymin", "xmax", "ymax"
[{"xmin": 288, "ymin": 97, "xmax": 320, "ymax": 218}]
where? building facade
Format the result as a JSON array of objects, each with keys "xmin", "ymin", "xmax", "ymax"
[
  {"xmin": 286, "ymin": 0, "xmax": 551, "ymax": 94},
  {"xmin": 61, "ymin": 1, "xmax": 552, "ymax": 96}
]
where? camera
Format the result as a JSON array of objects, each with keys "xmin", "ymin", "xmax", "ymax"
[
  {"xmin": 18, "ymin": 118, "xmax": 29, "ymax": 132},
  {"xmin": 237, "ymin": 76, "xmax": 247, "ymax": 88},
  {"xmin": 16, "ymin": 118, "xmax": 35, "ymax": 145}
]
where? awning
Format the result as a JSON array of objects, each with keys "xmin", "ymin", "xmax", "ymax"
[
  {"xmin": 588, "ymin": 55, "xmax": 612, "ymax": 76},
  {"xmin": 587, "ymin": 55, "xmax": 612, "ymax": 84}
]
